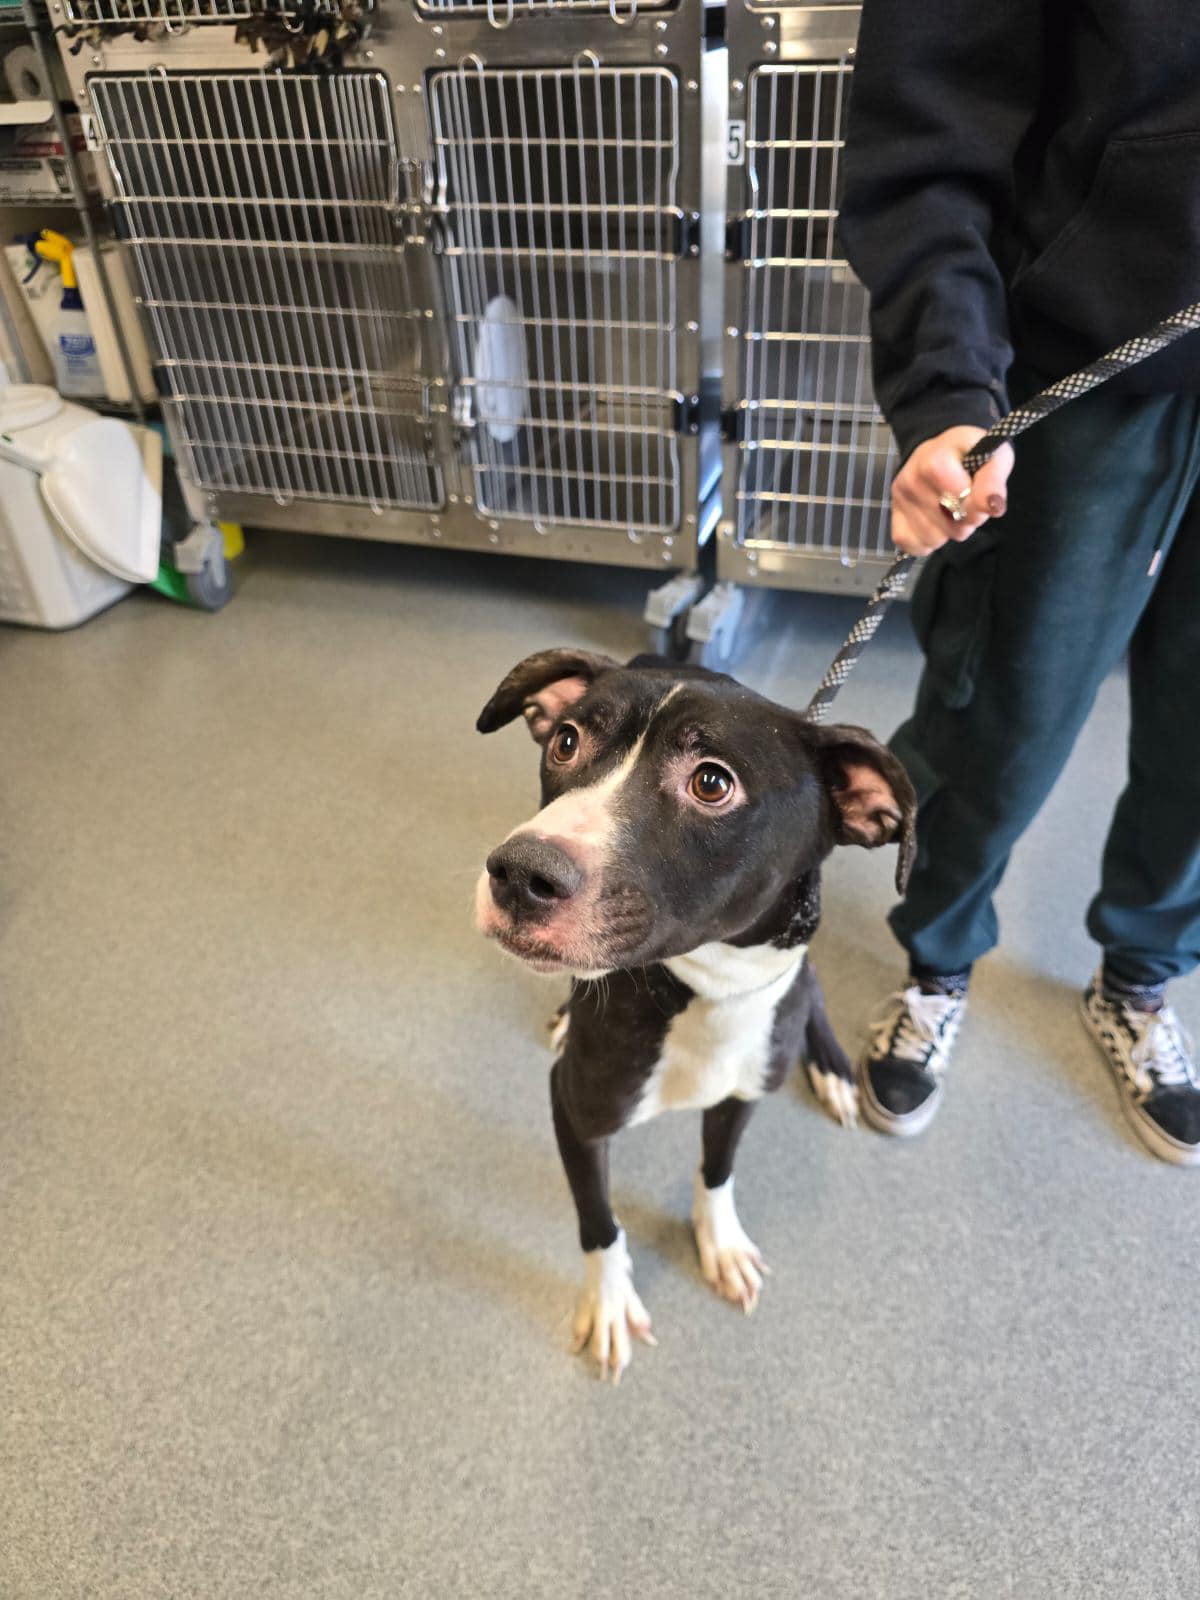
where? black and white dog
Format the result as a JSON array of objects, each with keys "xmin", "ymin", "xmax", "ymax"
[{"xmin": 475, "ymin": 649, "xmax": 914, "ymax": 1381}]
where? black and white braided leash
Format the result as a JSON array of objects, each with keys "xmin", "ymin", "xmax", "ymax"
[{"xmin": 803, "ymin": 300, "xmax": 1200, "ymax": 723}]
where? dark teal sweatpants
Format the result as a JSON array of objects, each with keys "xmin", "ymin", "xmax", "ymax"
[{"xmin": 890, "ymin": 375, "xmax": 1200, "ymax": 987}]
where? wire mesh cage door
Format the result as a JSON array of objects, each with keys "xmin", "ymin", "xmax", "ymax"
[
  {"xmin": 60, "ymin": 0, "xmax": 282, "ymax": 27},
  {"xmin": 88, "ymin": 69, "xmax": 444, "ymax": 515},
  {"xmin": 415, "ymin": 0, "xmax": 668, "ymax": 20},
  {"xmin": 722, "ymin": 52, "xmax": 896, "ymax": 592},
  {"xmin": 427, "ymin": 62, "xmax": 685, "ymax": 542}
]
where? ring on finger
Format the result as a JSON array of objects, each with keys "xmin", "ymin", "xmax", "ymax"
[{"xmin": 937, "ymin": 487, "xmax": 971, "ymax": 524}]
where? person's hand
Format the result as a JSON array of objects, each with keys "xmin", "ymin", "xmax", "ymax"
[{"xmin": 891, "ymin": 426, "xmax": 1015, "ymax": 556}]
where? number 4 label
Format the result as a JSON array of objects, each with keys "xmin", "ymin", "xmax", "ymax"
[{"xmin": 726, "ymin": 120, "xmax": 746, "ymax": 165}]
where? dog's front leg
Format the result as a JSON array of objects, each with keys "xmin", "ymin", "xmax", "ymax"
[
  {"xmin": 550, "ymin": 1061, "xmax": 655, "ymax": 1383},
  {"xmin": 803, "ymin": 964, "xmax": 859, "ymax": 1128},
  {"xmin": 693, "ymin": 1097, "xmax": 770, "ymax": 1314}
]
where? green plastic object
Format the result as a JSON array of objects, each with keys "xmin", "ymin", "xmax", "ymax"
[
  {"xmin": 146, "ymin": 421, "xmax": 196, "ymax": 606},
  {"xmin": 149, "ymin": 562, "xmax": 197, "ymax": 607}
]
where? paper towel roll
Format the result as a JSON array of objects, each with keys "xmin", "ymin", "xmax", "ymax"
[{"xmin": 3, "ymin": 44, "xmax": 49, "ymax": 103}]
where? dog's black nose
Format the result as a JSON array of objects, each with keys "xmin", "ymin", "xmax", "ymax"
[{"xmin": 487, "ymin": 837, "xmax": 582, "ymax": 919}]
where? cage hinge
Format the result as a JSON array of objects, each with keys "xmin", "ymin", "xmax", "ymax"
[
  {"xmin": 724, "ymin": 216, "xmax": 751, "ymax": 263},
  {"xmin": 674, "ymin": 210, "xmax": 702, "ymax": 260},
  {"xmin": 673, "ymin": 394, "xmax": 702, "ymax": 436},
  {"xmin": 108, "ymin": 199, "xmax": 131, "ymax": 243}
]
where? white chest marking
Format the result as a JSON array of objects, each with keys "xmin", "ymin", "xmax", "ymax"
[{"xmin": 629, "ymin": 942, "xmax": 806, "ymax": 1126}]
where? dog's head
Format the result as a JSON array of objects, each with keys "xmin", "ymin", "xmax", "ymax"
[{"xmin": 474, "ymin": 649, "xmax": 915, "ymax": 975}]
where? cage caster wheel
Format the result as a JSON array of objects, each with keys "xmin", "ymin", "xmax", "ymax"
[
  {"xmin": 174, "ymin": 523, "xmax": 232, "ymax": 613},
  {"xmin": 185, "ymin": 557, "xmax": 232, "ymax": 612}
]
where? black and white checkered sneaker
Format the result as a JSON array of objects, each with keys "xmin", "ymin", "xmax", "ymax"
[
  {"xmin": 858, "ymin": 985, "xmax": 967, "ymax": 1137},
  {"xmin": 1080, "ymin": 970, "xmax": 1200, "ymax": 1166}
]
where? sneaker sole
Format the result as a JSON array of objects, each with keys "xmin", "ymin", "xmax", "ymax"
[
  {"xmin": 856, "ymin": 1058, "xmax": 944, "ymax": 1138},
  {"xmin": 1078, "ymin": 997, "xmax": 1200, "ymax": 1168}
]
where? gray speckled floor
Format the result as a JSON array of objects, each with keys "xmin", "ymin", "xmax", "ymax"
[{"xmin": 3, "ymin": 533, "xmax": 1197, "ymax": 1600}]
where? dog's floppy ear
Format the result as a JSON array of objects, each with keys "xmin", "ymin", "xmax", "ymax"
[
  {"xmin": 476, "ymin": 648, "xmax": 620, "ymax": 744},
  {"xmin": 802, "ymin": 722, "xmax": 917, "ymax": 893}
]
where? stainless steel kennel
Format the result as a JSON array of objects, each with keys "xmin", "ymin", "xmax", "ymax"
[
  {"xmin": 51, "ymin": 0, "xmax": 895, "ymax": 631},
  {"xmin": 719, "ymin": 0, "xmax": 896, "ymax": 598}
]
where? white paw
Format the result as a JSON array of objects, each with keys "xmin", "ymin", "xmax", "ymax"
[
  {"xmin": 570, "ymin": 1229, "xmax": 656, "ymax": 1384},
  {"xmin": 807, "ymin": 1062, "xmax": 859, "ymax": 1128},
  {"xmin": 692, "ymin": 1172, "xmax": 770, "ymax": 1315}
]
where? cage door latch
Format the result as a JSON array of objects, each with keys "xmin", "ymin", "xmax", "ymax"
[
  {"xmin": 724, "ymin": 215, "xmax": 752, "ymax": 263},
  {"xmin": 451, "ymin": 385, "xmax": 476, "ymax": 437}
]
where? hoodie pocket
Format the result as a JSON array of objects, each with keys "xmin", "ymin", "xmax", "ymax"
[{"xmin": 1012, "ymin": 131, "xmax": 1200, "ymax": 342}]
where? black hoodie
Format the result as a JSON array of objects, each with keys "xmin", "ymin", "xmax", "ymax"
[{"xmin": 838, "ymin": 1, "xmax": 1200, "ymax": 459}]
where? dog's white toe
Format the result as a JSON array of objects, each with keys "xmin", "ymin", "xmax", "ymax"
[
  {"xmin": 571, "ymin": 1229, "xmax": 656, "ymax": 1384},
  {"xmin": 692, "ymin": 1171, "xmax": 769, "ymax": 1315},
  {"xmin": 806, "ymin": 1063, "xmax": 860, "ymax": 1128}
]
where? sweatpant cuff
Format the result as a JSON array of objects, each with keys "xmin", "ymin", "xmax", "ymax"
[
  {"xmin": 1100, "ymin": 962, "xmax": 1168, "ymax": 1010},
  {"xmin": 908, "ymin": 962, "xmax": 973, "ymax": 998}
]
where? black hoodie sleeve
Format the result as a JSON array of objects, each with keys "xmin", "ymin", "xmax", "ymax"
[{"xmin": 838, "ymin": 1, "xmax": 1044, "ymax": 459}]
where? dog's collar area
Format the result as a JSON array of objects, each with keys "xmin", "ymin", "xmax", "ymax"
[
  {"xmin": 664, "ymin": 941, "xmax": 807, "ymax": 1003},
  {"xmin": 781, "ymin": 869, "xmax": 822, "ymax": 949}
]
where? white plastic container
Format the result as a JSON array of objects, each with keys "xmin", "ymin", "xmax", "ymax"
[
  {"xmin": 3, "ymin": 240, "xmax": 58, "ymax": 362},
  {"xmin": 49, "ymin": 284, "xmax": 104, "ymax": 399},
  {"xmin": 73, "ymin": 244, "xmax": 156, "ymax": 404},
  {"xmin": 0, "ymin": 445, "xmax": 131, "ymax": 628},
  {"xmin": 0, "ymin": 226, "xmax": 53, "ymax": 385},
  {"xmin": 0, "ymin": 383, "xmax": 161, "ymax": 629},
  {"xmin": 2, "ymin": 238, "xmax": 143, "ymax": 402}
]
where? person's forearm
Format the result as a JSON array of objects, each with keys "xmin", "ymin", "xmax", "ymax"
[{"xmin": 838, "ymin": 0, "xmax": 1044, "ymax": 457}]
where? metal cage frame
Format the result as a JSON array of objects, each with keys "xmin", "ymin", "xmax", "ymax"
[
  {"xmin": 89, "ymin": 68, "xmax": 445, "ymax": 514},
  {"xmin": 719, "ymin": 0, "xmax": 896, "ymax": 597},
  {"xmin": 54, "ymin": 0, "xmax": 895, "ymax": 610},
  {"xmin": 56, "ymin": 0, "xmax": 715, "ymax": 577},
  {"xmin": 56, "ymin": 0, "xmax": 296, "ymax": 27}
]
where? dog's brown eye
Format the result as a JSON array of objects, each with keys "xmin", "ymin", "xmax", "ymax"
[
  {"xmin": 551, "ymin": 724, "xmax": 579, "ymax": 764},
  {"xmin": 689, "ymin": 763, "xmax": 734, "ymax": 805}
]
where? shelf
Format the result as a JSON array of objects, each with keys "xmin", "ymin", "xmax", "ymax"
[
  {"xmin": 0, "ymin": 193, "xmax": 83, "ymax": 206},
  {"xmin": 0, "ymin": 100, "xmax": 54, "ymax": 125}
]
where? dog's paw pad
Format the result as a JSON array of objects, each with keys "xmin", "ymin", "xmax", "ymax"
[
  {"xmin": 807, "ymin": 1062, "xmax": 859, "ymax": 1128},
  {"xmin": 571, "ymin": 1230, "xmax": 655, "ymax": 1384},
  {"xmin": 692, "ymin": 1172, "xmax": 768, "ymax": 1315}
]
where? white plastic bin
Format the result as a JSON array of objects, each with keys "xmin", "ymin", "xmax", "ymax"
[{"xmin": 0, "ymin": 383, "xmax": 161, "ymax": 629}]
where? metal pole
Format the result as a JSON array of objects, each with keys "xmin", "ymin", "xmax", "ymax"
[{"xmin": 20, "ymin": 0, "xmax": 147, "ymax": 421}]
